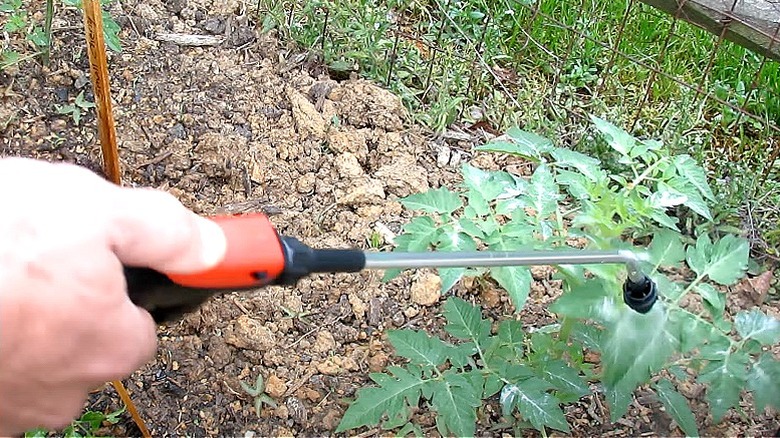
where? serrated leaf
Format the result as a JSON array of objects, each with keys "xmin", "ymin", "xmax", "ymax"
[
  {"xmin": 667, "ymin": 309, "xmax": 717, "ymax": 353},
  {"xmin": 601, "ymin": 306, "xmax": 678, "ymax": 420},
  {"xmin": 672, "ymin": 154, "xmax": 715, "ymax": 201},
  {"xmin": 477, "ymin": 129, "xmax": 554, "ymax": 160},
  {"xmin": 686, "ymin": 234, "xmax": 749, "ymax": 285},
  {"xmin": 647, "ymin": 229, "xmax": 686, "ymax": 267},
  {"xmin": 550, "ymin": 147, "xmax": 603, "ymax": 182},
  {"xmin": 429, "ymin": 373, "xmax": 480, "ymax": 437},
  {"xmin": 394, "ymin": 216, "xmax": 440, "ymax": 251},
  {"xmin": 556, "ymin": 169, "xmax": 592, "ymax": 200},
  {"xmin": 653, "ymin": 275, "xmax": 684, "ymax": 301},
  {"xmin": 461, "ymin": 164, "xmax": 514, "ymax": 204},
  {"xmin": 395, "ymin": 421, "xmax": 424, "ymax": 438},
  {"xmin": 539, "ymin": 360, "xmax": 590, "ymax": 398},
  {"xmin": 458, "ymin": 217, "xmax": 485, "ymax": 239},
  {"xmin": 571, "ymin": 322, "xmax": 602, "ymax": 350},
  {"xmin": 697, "ymin": 353, "xmax": 749, "ymax": 421},
  {"xmin": 443, "ymin": 297, "xmax": 491, "ymax": 347},
  {"xmin": 447, "ymin": 342, "xmax": 478, "ymax": 368},
  {"xmin": 498, "ymin": 320, "xmax": 524, "ymax": 355},
  {"xmin": 490, "ymin": 266, "xmax": 532, "ymax": 311},
  {"xmin": 510, "ymin": 382, "xmax": 571, "ymax": 432},
  {"xmin": 336, "ymin": 366, "xmax": 428, "ymax": 433},
  {"xmin": 747, "ymin": 353, "xmax": 780, "ymax": 411},
  {"xmin": 549, "ymin": 279, "xmax": 618, "ymax": 323},
  {"xmin": 695, "ymin": 283, "xmax": 725, "ymax": 318},
  {"xmin": 651, "ymin": 183, "xmax": 688, "ymax": 208},
  {"xmin": 525, "ymin": 164, "xmax": 560, "ymax": 218},
  {"xmin": 664, "ymin": 178, "xmax": 712, "ymax": 220},
  {"xmin": 653, "ymin": 379, "xmax": 699, "ymax": 437},
  {"xmin": 734, "ymin": 309, "xmax": 780, "ymax": 345},
  {"xmin": 400, "ymin": 187, "xmax": 462, "ymax": 215},
  {"xmin": 590, "ymin": 115, "xmax": 635, "ymax": 156},
  {"xmin": 387, "ymin": 330, "xmax": 450, "ymax": 367},
  {"xmin": 439, "ymin": 268, "xmax": 465, "ymax": 293}
]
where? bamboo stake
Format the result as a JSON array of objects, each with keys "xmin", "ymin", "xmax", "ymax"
[
  {"xmin": 82, "ymin": 2, "xmax": 150, "ymax": 436},
  {"xmin": 82, "ymin": 0, "xmax": 121, "ymax": 184}
]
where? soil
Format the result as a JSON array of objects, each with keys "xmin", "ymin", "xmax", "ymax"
[{"xmin": 1, "ymin": 1, "xmax": 779, "ymax": 437}]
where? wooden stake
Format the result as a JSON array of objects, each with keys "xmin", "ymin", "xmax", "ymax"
[
  {"xmin": 83, "ymin": 3, "xmax": 149, "ymax": 436},
  {"xmin": 82, "ymin": 0, "xmax": 121, "ymax": 184}
]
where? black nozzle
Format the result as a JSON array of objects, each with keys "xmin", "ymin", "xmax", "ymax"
[
  {"xmin": 622, "ymin": 274, "xmax": 657, "ymax": 313},
  {"xmin": 276, "ymin": 236, "xmax": 367, "ymax": 285}
]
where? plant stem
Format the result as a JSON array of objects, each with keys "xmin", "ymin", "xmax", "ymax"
[{"xmin": 42, "ymin": 0, "xmax": 54, "ymax": 66}]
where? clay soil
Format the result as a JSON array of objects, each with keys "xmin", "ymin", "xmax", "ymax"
[{"xmin": 1, "ymin": 1, "xmax": 779, "ymax": 437}]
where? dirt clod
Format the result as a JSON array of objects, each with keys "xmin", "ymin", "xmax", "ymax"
[
  {"xmin": 410, "ymin": 272, "xmax": 442, "ymax": 306},
  {"xmin": 265, "ymin": 374, "xmax": 288, "ymax": 399},
  {"xmin": 224, "ymin": 315, "xmax": 276, "ymax": 351}
]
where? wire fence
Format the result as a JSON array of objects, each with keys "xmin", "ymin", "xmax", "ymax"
[{"xmin": 262, "ymin": 0, "xmax": 780, "ymax": 177}]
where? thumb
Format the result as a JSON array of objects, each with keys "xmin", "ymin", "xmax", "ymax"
[{"xmin": 107, "ymin": 187, "xmax": 227, "ymax": 273}]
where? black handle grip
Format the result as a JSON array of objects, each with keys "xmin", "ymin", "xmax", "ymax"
[{"xmin": 125, "ymin": 267, "xmax": 240, "ymax": 323}]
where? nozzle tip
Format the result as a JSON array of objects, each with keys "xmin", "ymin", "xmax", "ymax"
[{"xmin": 623, "ymin": 274, "xmax": 658, "ymax": 314}]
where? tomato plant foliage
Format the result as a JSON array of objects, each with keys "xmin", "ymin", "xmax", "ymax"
[{"xmin": 338, "ymin": 117, "xmax": 780, "ymax": 436}]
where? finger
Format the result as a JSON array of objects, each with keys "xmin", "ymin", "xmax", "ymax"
[{"xmin": 107, "ymin": 187, "xmax": 227, "ymax": 273}]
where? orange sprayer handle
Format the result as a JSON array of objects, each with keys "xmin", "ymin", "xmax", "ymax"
[
  {"xmin": 124, "ymin": 213, "xmax": 366, "ymax": 323},
  {"xmin": 125, "ymin": 213, "xmax": 286, "ymax": 323}
]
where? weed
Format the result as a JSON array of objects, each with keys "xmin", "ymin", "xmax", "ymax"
[
  {"xmin": 24, "ymin": 408, "xmax": 125, "ymax": 438},
  {"xmin": 56, "ymin": 90, "xmax": 96, "ymax": 125},
  {"xmin": 240, "ymin": 373, "xmax": 279, "ymax": 417},
  {"xmin": 337, "ymin": 121, "xmax": 780, "ymax": 435},
  {"xmin": 0, "ymin": 0, "xmax": 121, "ymax": 71}
]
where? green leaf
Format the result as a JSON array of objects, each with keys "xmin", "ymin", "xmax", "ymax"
[
  {"xmin": 647, "ymin": 229, "xmax": 686, "ymax": 267},
  {"xmin": 550, "ymin": 147, "xmax": 603, "ymax": 182},
  {"xmin": 336, "ymin": 365, "xmax": 428, "ymax": 433},
  {"xmin": 525, "ymin": 164, "xmax": 560, "ymax": 218},
  {"xmin": 686, "ymin": 234, "xmax": 749, "ymax": 285},
  {"xmin": 498, "ymin": 319, "xmax": 524, "ymax": 356},
  {"xmin": 429, "ymin": 373, "xmax": 480, "ymax": 437},
  {"xmin": 505, "ymin": 381, "xmax": 571, "ymax": 432},
  {"xmin": 490, "ymin": 266, "xmax": 532, "ymax": 311},
  {"xmin": 695, "ymin": 283, "xmax": 725, "ymax": 318},
  {"xmin": 549, "ymin": 279, "xmax": 618, "ymax": 323},
  {"xmin": 556, "ymin": 169, "xmax": 592, "ymax": 200},
  {"xmin": 651, "ymin": 182, "xmax": 688, "ymax": 208},
  {"xmin": 653, "ymin": 379, "xmax": 699, "ymax": 437},
  {"xmin": 698, "ymin": 353, "xmax": 749, "ymax": 421},
  {"xmin": 667, "ymin": 309, "xmax": 718, "ymax": 353},
  {"xmin": 601, "ymin": 306, "xmax": 678, "ymax": 420},
  {"xmin": 443, "ymin": 297, "xmax": 491, "ymax": 347},
  {"xmin": 395, "ymin": 421, "xmax": 424, "ymax": 437},
  {"xmin": 394, "ymin": 216, "xmax": 440, "ymax": 251},
  {"xmin": 477, "ymin": 128, "xmax": 554, "ymax": 160},
  {"xmin": 458, "ymin": 217, "xmax": 485, "ymax": 239},
  {"xmin": 672, "ymin": 154, "xmax": 715, "ymax": 201},
  {"xmin": 461, "ymin": 164, "xmax": 514, "ymax": 204},
  {"xmin": 664, "ymin": 178, "xmax": 712, "ymax": 220},
  {"xmin": 387, "ymin": 329, "xmax": 450, "ymax": 367},
  {"xmin": 439, "ymin": 267, "xmax": 465, "ymax": 293},
  {"xmin": 746, "ymin": 353, "xmax": 780, "ymax": 411},
  {"xmin": 590, "ymin": 115, "xmax": 635, "ymax": 156},
  {"xmin": 539, "ymin": 360, "xmax": 590, "ymax": 398},
  {"xmin": 400, "ymin": 187, "xmax": 462, "ymax": 215},
  {"xmin": 734, "ymin": 309, "xmax": 780, "ymax": 345}
]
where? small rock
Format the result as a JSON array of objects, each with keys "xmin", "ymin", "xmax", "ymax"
[
  {"xmin": 327, "ymin": 129, "xmax": 368, "ymax": 159},
  {"xmin": 265, "ymin": 374, "xmax": 288, "ymax": 398},
  {"xmin": 348, "ymin": 294, "xmax": 367, "ymax": 320},
  {"xmin": 481, "ymin": 287, "xmax": 501, "ymax": 308},
  {"xmin": 274, "ymin": 425, "xmax": 294, "ymax": 437},
  {"xmin": 287, "ymin": 87, "xmax": 327, "ymax": 140},
  {"xmin": 296, "ymin": 172, "xmax": 316, "ymax": 193},
  {"xmin": 224, "ymin": 315, "xmax": 276, "ymax": 351},
  {"xmin": 403, "ymin": 306, "xmax": 419, "ymax": 319},
  {"xmin": 274, "ymin": 404, "xmax": 289, "ymax": 420},
  {"xmin": 322, "ymin": 408, "xmax": 341, "ymax": 430},
  {"xmin": 286, "ymin": 397, "xmax": 308, "ymax": 425},
  {"xmin": 336, "ymin": 177, "xmax": 386, "ymax": 206},
  {"xmin": 410, "ymin": 272, "xmax": 442, "ymax": 306},
  {"xmin": 313, "ymin": 331, "xmax": 337, "ymax": 353},
  {"xmin": 334, "ymin": 152, "xmax": 364, "ymax": 178},
  {"xmin": 368, "ymin": 352, "xmax": 388, "ymax": 372},
  {"xmin": 374, "ymin": 154, "xmax": 429, "ymax": 197},
  {"xmin": 316, "ymin": 357, "xmax": 341, "ymax": 375}
]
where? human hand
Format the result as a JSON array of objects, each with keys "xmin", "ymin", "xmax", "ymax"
[{"xmin": 0, "ymin": 157, "xmax": 226, "ymax": 435}]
